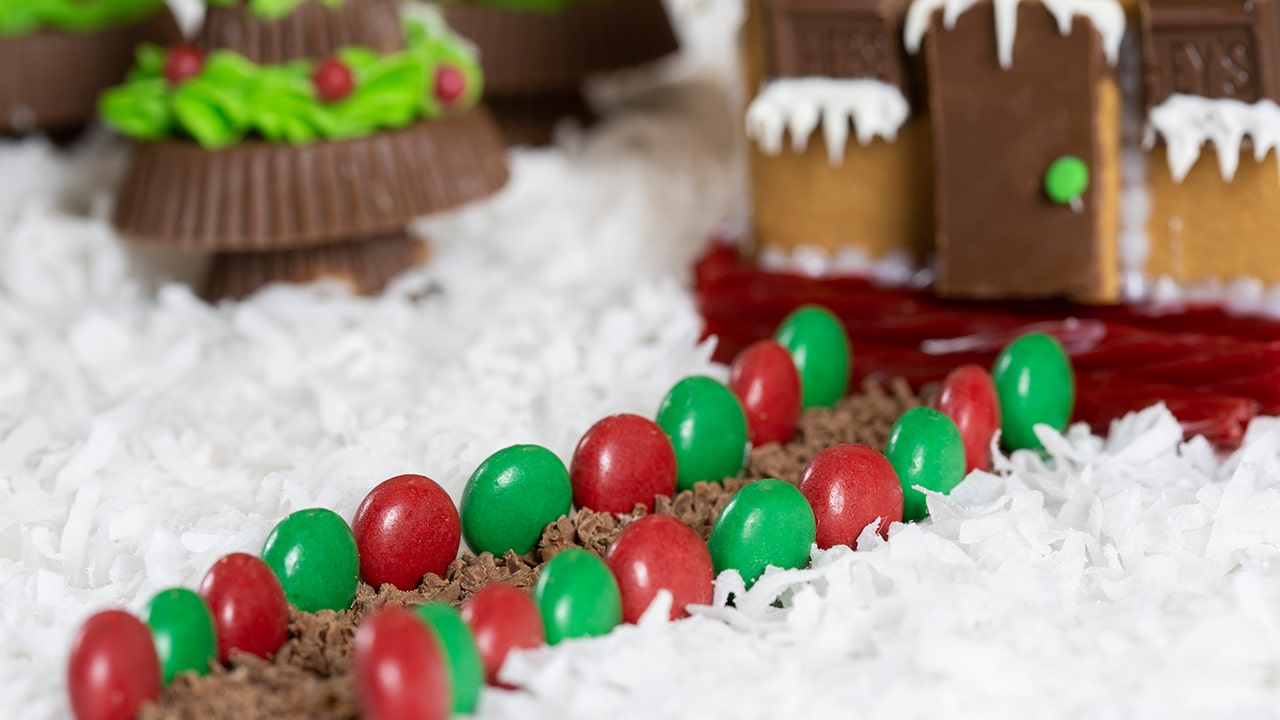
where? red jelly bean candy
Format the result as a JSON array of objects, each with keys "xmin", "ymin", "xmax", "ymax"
[
  {"xmin": 799, "ymin": 444, "xmax": 904, "ymax": 549},
  {"xmin": 460, "ymin": 584, "xmax": 544, "ymax": 687},
  {"xmin": 353, "ymin": 474, "xmax": 462, "ymax": 591},
  {"xmin": 355, "ymin": 607, "xmax": 451, "ymax": 720},
  {"xmin": 313, "ymin": 58, "xmax": 355, "ymax": 102},
  {"xmin": 605, "ymin": 514, "xmax": 714, "ymax": 623},
  {"xmin": 67, "ymin": 609, "xmax": 161, "ymax": 720},
  {"xmin": 164, "ymin": 44, "xmax": 205, "ymax": 86},
  {"xmin": 729, "ymin": 340, "xmax": 802, "ymax": 445},
  {"xmin": 938, "ymin": 364, "xmax": 1002, "ymax": 473},
  {"xmin": 435, "ymin": 66, "xmax": 467, "ymax": 104},
  {"xmin": 570, "ymin": 414, "xmax": 678, "ymax": 514},
  {"xmin": 198, "ymin": 553, "xmax": 290, "ymax": 663}
]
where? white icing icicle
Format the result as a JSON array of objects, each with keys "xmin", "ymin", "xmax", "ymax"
[
  {"xmin": 904, "ymin": 0, "xmax": 1125, "ymax": 68},
  {"xmin": 1146, "ymin": 94, "xmax": 1280, "ymax": 184},
  {"xmin": 745, "ymin": 78, "xmax": 910, "ymax": 166}
]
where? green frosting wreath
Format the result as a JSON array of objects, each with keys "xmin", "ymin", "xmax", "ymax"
[
  {"xmin": 205, "ymin": 0, "xmax": 343, "ymax": 21},
  {"xmin": 0, "ymin": 0, "xmax": 165, "ymax": 37},
  {"xmin": 99, "ymin": 12, "xmax": 484, "ymax": 148}
]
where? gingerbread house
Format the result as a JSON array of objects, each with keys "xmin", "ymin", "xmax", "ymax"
[{"xmin": 745, "ymin": 0, "xmax": 1279, "ymax": 307}]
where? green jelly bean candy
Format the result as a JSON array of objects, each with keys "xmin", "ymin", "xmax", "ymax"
[
  {"xmin": 884, "ymin": 407, "xmax": 967, "ymax": 522},
  {"xmin": 708, "ymin": 478, "xmax": 816, "ymax": 588},
  {"xmin": 142, "ymin": 588, "xmax": 218, "ymax": 684},
  {"xmin": 261, "ymin": 508, "xmax": 360, "ymax": 613},
  {"xmin": 656, "ymin": 376, "xmax": 750, "ymax": 491},
  {"xmin": 415, "ymin": 604, "xmax": 484, "ymax": 714},
  {"xmin": 534, "ymin": 548, "xmax": 622, "ymax": 644},
  {"xmin": 775, "ymin": 305, "xmax": 852, "ymax": 409},
  {"xmin": 991, "ymin": 332, "xmax": 1075, "ymax": 451},
  {"xmin": 1044, "ymin": 156, "xmax": 1090, "ymax": 205},
  {"xmin": 462, "ymin": 444, "xmax": 572, "ymax": 556}
]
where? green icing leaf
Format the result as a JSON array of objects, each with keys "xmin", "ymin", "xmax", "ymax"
[
  {"xmin": 172, "ymin": 77, "xmax": 251, "ymax": 149},
  {"xmin": 100, "ymin": 9, "xmax": 485, "ymax": 147},
  {"xmin": 0, "ymin": 0, "xmax": 166, "ymax": 37},
  {"xmin": 99, "ymin": 78, "xmax": 172, "ymax": 140}
]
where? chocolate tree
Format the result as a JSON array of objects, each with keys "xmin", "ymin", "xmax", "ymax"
[
  {"xmin": 102, "ymin": 0, "xmax": 510, "ymax": 300},
  {"xmin": 0, "ymin": 0, "xmax": 180, "ymax": 134},
  {"xmin": 442, "ymin": 0, "xmax": 679, "ymax": 145}
]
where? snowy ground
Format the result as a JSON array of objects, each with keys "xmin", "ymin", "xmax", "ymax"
[{"xmin": 5, "ymin": 1, "xmax": 1280, "ymax": 718}]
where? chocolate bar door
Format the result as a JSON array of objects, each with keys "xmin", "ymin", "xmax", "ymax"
[{"xmin": 926, "ymin": 1, "xmax": 1121, "ymax": 302}]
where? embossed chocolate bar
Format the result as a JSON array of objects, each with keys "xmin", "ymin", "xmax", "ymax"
[{"xmin": 1142, "ymin": 0, "xmax": 1280, "ymax": 105}]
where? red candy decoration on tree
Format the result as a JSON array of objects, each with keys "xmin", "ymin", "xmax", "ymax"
[
  {"xmin": 312, "ymin": 58, "xmax": 355, "ymax": 103},
  {"xmin": 164, "ymin": 44, "xmax": 205, "ymax": 86},
  {"xmin": 605, "ymin": 514, "xmax": 714, "ymax": 623},
  {"xmin": 937, "ymin": 364, "xmax": 1002, "ymax": 473},
  {"xmin": 799, "ymin": 444, "xmax": 903, "ymax": 549},
  {"xmin": 66, "ymin": 610, "xmax": 162, "ymax": 720},
  {"xmin": 570, "ymin": 414, "xmax": 678, "ymax": 514},
  {"xmin": 434, "ymin": 65, "xmax": 466, "ymax": 104},
  {"xmin": 729, "ymin": 340, "xmax": 802, "ymax": 445},
  {"xmin": 353, "ymin": 474, "xmax": 462, "ymax": 591},
  {"xmin": 460, "ymin": 584, "xmax": 544, "ymax": 687},
  {"xmin": 198, "ymin": 553, "xmax": 290, "ymax": 663},
  {"xmin": 355, "ymin": 607, "xmax": 451, "ymax": 720}
]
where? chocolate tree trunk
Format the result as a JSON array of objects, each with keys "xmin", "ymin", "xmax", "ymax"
[{"xmin": 199, "ymin": 0, "xmax": 404, "ymax": 62}]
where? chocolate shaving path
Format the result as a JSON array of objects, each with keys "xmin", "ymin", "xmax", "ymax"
[{"xmin": 140, "ymin": 380, "xmax": 928, "ymax": 719}]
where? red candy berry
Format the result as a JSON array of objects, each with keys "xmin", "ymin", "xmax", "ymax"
[
  {"xmin": 198, "ymin": 553, "xmax": 290, "ymax": 663},
  {"xmin": 460, "ymin": 584, "xmax": 544, "ymax": 687},
  {"xmin": 729, "ymin": 340, "xmax": 802, "ymax": 445},
  {"xmin": 164, "ymin": 44, "xmax": 205, "ymax": 86},
  {"xmin": 67, "ymin": 610, "xmax": 162, "ymax": 720},
  {"xmin": 570, "ymin": 414, "xmax": 678, "ymax": 514},
  {"xmin": 434, "ymin": 65, "xmax": 466, "ymax": 104},
  {"xmin": 355, "ymin": 607, "xmax": 451, "ymax": 720},
  {"xmin": 799, "ymin": 444, "xmax": 903, "ymax": 549},
  {"xmin": 937, "ymin": 364, "xmax": 1002, "ymax": 473},
  {"xmin": 313, "ymin": 58, "xmax": 355, "ymax": 103},
  {"xmin": 605, "ymin": 514, "xmax": 714, "ymax": 623},
  {"xmin": 353, "ymin": 474, "xmax": 461, "ymax": 591}
]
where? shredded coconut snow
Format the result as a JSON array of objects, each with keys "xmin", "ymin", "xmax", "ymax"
[
  {"xmin": 478, "ymin": 407, "xmax": 1280, "ymax": 719},
  {"xmin": 1146, "ymin": 94, "xmax": 1280, "ymax": 184},
  {"xmin": 745, "ymin": 78, "xmax": 910, "ymax": 165},
  {"xmin": 904, "ymin": 0, "xmax": 1125, "ymax": 68}
]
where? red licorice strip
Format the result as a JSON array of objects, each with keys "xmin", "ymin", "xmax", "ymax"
[
  {"xmin": 1076, "ymin": 373, "xmax": 1256, "ymax": 448},
  {"xmin": 695, "ymin": 244, "xmax": 1278, "ymax": 449}
]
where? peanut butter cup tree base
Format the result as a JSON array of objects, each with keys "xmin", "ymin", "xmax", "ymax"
[
  {"xmin": 202, "ymin": 234, "xmax": 428, "ymax": 301},
  {"xmin": 199, "ymin": 0, "xmax": 404, "ymax": 63},
  {"xmin": 113, "ymin": 108, "xmax": 510, "ymax": 253},
  {"xmin": 0, "ymin": 12, "xmax": 181, "ymax": 134}
]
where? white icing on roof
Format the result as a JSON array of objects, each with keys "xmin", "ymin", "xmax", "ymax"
[
  {"xmin": 904, "ymin": 0, "xmax": 1125, "ymax": 68},
  {"xmin": 1146, "ymin": 94, "xmax": 1280, "ymax": 184},
  {"xmin": 745, "ymin": 78, "xmax": 910, "ymax": 165}
]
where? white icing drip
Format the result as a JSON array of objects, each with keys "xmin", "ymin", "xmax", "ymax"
[
  {"xmin": 1146, "ymin": 94, "xmax": 1280, "ymax": 183},
  {"xmin": 903, "ymin": 0, "xmax": 1125, "ymax": 68},
  {"xmin": 745, "ymin": 78, "xmax": 910, "ymax": 165}
]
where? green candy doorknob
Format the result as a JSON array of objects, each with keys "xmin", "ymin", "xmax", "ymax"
[{"xmin": 1044, "ymin": 156, "xmax": 1090, "ymax": 206}]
